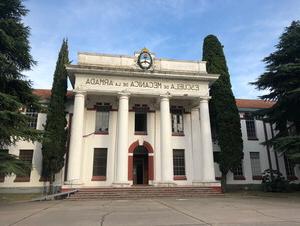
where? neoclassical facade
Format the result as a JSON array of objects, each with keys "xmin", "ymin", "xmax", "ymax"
[
  {"xmin": 64, "ymin": 49, "xmax": 219, "ymax": 188},
  {"xmin": 0, "ymin": 49, "xmax": 299, "ymax": 192}
]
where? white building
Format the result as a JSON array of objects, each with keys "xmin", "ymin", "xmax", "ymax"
[{"xmin": 0, "ymin": 49, "xmax": 299, "ymax": 192}]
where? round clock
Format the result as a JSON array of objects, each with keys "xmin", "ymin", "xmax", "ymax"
[{"xmin": 137, "ymin": 49, "xmax": 152, "ymax": 70}]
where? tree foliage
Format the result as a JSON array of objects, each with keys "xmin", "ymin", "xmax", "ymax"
[
  {"xmin": 202, "ymin": 35, "xmax": 243, "ymax": 188},
  {"xmin": 0, "ymin": 151, "xmax": 31, "ymax": 177},
  {"xmin": 0, "ymin": 0, "xmax": 41, "ymax": 175},
  {"xmin": 251, "ymin": 21, "xmax": 300, "ymax": 162},
  {"xmin": 41, "ymin": 40, "xmax": 69, "ymax": 185}
]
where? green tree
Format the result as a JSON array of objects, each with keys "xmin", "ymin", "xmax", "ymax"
[
  {"xmin": 0, "ymin": 0, "xmax": 41, "ymax": 175},
  {"xmin": 41, "ymin": 40, "xmax": 69, "ymax": 193},
  {"xmin": 251, "ymin": 21, "xmax": 300, "ymax": 162},
  {"xmin": 202, "ymin": 35, "xmax": 243, "ymax": 191}
]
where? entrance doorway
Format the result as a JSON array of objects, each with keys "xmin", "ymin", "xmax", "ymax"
[{"xmin": 133, "ymin": 146, "xmax": 148, "ymax": 185}]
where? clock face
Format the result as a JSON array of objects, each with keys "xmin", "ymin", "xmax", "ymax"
[{"xmin": 138, "ymin": 51, "xmax": 152, "ymax": 70}]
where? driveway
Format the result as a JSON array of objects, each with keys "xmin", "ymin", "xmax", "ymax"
[{"xmin": 1, "ymin": 193, "xmax": 300, "ymax": 226}]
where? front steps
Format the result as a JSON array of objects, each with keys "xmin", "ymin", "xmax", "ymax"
[{"xmin": 66, "ymin": 186, "xmax": 223, "ymax": 200}]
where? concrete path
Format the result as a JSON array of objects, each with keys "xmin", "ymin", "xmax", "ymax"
[{"xmin": 1, "ymin": 194, "xmax": 300, "ymax": 226}]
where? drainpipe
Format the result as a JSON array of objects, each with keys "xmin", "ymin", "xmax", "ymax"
[
  {"xmin": 263, "ymin": 120, "xmax": 273, "ymax": 178},
  {"xmin": 270, "ymin": 123, "xmax": 280, "ymax": 171}
]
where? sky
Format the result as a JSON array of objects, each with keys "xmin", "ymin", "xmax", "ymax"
[{"xmin": 23, "ymin": 0, "xmax": 300, "ymax": 99}]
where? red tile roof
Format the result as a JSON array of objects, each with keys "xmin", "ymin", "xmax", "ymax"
[
  {"xmin": 235, "ymin": 99, "xmax": 275, "ymax": 109},
  {"xmin": 32, "ymin": 89, "xmax": 275, "ymax": 109},
  {"xmin": 33, "ymin": 89, "xmax": 73, "ymax": 99}
]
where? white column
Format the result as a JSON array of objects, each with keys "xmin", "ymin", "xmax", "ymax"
[
  {"xmin": 159, "ymin": 95, "xmax": 173, "ymax": 185},
  {"xmin": 67, "ymin": 91, "xmax": 85, "ymax": 184},
  {"xmin": 199, "ymin": 98, "xmax": 216, "ymax": 182},
  {"xmin": 191, "ymin": 108, "xmax": 203, "ymax": 183},
  {"xmin": 114, "ymin": 92, "xmax": 130, "ymax": 186}
]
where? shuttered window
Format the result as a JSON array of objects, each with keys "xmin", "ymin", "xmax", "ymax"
[
  {"xmin": 92, "ymin": 148, "xmax": 107, "ymax": 180},
  {"xmin": 14, "ymin": 150, "xmax": 33, "ymax": 182}
]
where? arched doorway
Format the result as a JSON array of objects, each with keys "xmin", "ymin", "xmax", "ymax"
[
  {"xmin": 128, "ymin": 140, "xmax": 154, "ymax": 185},
  {"xmin": 133, "ymin": 146, "xmax": 148, "ymax": 185}
]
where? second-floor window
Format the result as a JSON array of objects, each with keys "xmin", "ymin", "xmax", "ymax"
[
  {"xmin": 171, "ymin": 106, "xmax": 184, "ymax": 135},
  {"xmin": 25, "ymin": 107, "xmax": 38, "ymax": 129},
  {"xmin": 134, "ymin": 104, "xmax": 148, "ymax": 134},
  {"xmin": 95, "ymin": 103, "xmax": 110, "ymax": 133},
  {"xmin": 245, "ymin": 113, "xmax": 257, "ymax": 140}
]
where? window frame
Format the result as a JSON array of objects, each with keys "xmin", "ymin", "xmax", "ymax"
[
  {"xmin": 250, "ymin": 152, "xmax": 262, "ymax": 180},
  {"xmin": 14, "ymin": 149, "xmax": 33, "ymax": 182},
  {"xmin": 134, "ymin": 104, "xmax": 148, "ymax": 135},
  {"xmin": 25, "ymin": 106, "xmax": 38, "ymax": 129},
  {"xmin": 95, "ymin": 103, "xmax": 111, "ymax": 134},
  {"xmin": 171, "ymin": 106, "xmax": 184, "ymax": 136},
  {"xmin": 244, "ymin": 112, "xmax": 258, "ymax": 140},
  {"xmin": 232, "ymin": 161, "xmax": 245, "ymax": 180},
  {"xmin": 92, "ymin": 148, "xmax": 108, "ymax": 181},
  {"xmin": 173, "ymin": 149, "xmax": 186, "ymax": 180},
  {"xmin": 284, "ymin": 154, "xmax": 297, "ymax": 180}
]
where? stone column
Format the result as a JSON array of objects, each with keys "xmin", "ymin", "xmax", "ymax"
[
  {"xmin": 67, "ymin": 91, "xmax": 86, "ymax": 184},
  {"xmin": 191, "ymin": 107, "xmax": 203, "ymax": 183},
  {"xmin": 114, "ymin": 92, "xmax": 130, "ymax": 186},
  {"xmin": 159, "ymin": 95, "xmax": 174, "ymax": 185},
  {"xmin": 199, "ymin": 97, "xmax": 216, "ymax": 182}
]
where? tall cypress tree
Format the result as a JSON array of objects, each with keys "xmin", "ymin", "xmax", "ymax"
[
  {"xmin": 202, "ymin": 35, "xmax": 243, "ymax": 190},
  {"xmin": 42, "ymin": 40, "xmax": 69, "ymax": 192},
  {"xmin": 0, "ymin": 0, "xmax": 41, "ymax": 175}
]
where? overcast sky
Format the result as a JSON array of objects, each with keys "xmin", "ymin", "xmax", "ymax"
[{"xmin": 23, "ymin": 0, "xmax": 300, "ymax": 99}]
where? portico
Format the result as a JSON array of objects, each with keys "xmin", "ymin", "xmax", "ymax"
[{"xmin": 64, "ymin": 49, "xmax": 220, "ymax": 188}]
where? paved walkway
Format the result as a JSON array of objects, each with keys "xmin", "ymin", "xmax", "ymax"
[{"xmin": 1, "ymin": 193, "xmax": 300, "ymax": 226}]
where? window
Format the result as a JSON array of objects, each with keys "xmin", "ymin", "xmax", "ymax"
[
  {"xmin": 245, "ymin": 113, "xmax": 257, "ymax": 140},
  {"xmin": 134, "ymin": 104, "xmax": 148, "ymax": 134},
  {"xmin": 171, "ymin": 106, "xmax": 184, "ymax": 135},
  {"xmin": 95, "ymin": 103, "xmax": 110, "ymax": 133},
  {"xmin": 232, "ymin": 162, "xmax": 245, "ymax": 180},
  {"xmin": 26, "ymin": 107, "xmax": 38, "ymax": 129},
  {"xmin": 250, "ymin": 152, "xmax": 262, "ymax": 179},
  {"xmin": 0, "ymin": 149, "xmax": 8, "ymax": 182},
  {"xmin": 213, "ymin": 152, "xmax": 220, "ymax": 163},
  {"xmin": 92, "ymin": 148, "xmax": 107, "ymax": 181},
  {"xmin": 173, "ymin": 149, "xmax": 186, "ymax": 179},
  {"xmin": 284, "ymin": 154, "xmax": 296, "ymax": 179},
  {"xmin": 14, "ymin": 150, "xmax": 33, "ymax": 182}
]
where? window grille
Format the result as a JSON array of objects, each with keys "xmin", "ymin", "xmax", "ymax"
[
  {"xmin": 284, "ymin": 154, "xmax": 295, "ymax": 177},
  {"xmin": 171, "ymin": 106, "xmax": 184, "ymax": 134},
  {"xmin": 93, "ymin": 148, "xmax": 107, "ymax": 177},
  {"xmin": 26, "ymin": 107, "xmax": 38, "ymax": 129},
  {"xmin": 15, "ymin": 150, "xmax": 33, "ymax": 182},
  {"xmin": 250, "ymin": 152, "xmax": 261, "ymax": 177},
  {"xmin": 233, "ymin": 162, "xmax": 244, "ymax": 177},
  {"xmin": 173, "ymin": 149, "xmax": 186, "ymax": 176},
  {"xmin": 245, "ymin": 113, "xmax": 257, "ymax": 139},
  {"xmin": 95, "ymin": 103, "xmax": 110, "ymax": 132}
]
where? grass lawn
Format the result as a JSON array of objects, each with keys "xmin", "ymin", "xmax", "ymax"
[{"xmin": 0, "ymin": 193, "xmax": 41, "ymax": 203}]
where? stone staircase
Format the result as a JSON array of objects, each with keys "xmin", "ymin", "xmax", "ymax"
[{"xmin": 67, "ymin": 186, "xmax": 223, "ymax": 200}]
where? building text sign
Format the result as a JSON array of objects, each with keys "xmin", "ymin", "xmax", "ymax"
[{"xmin": 85, "ymin": 77, "xmax": 201, "ymax": 91}]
